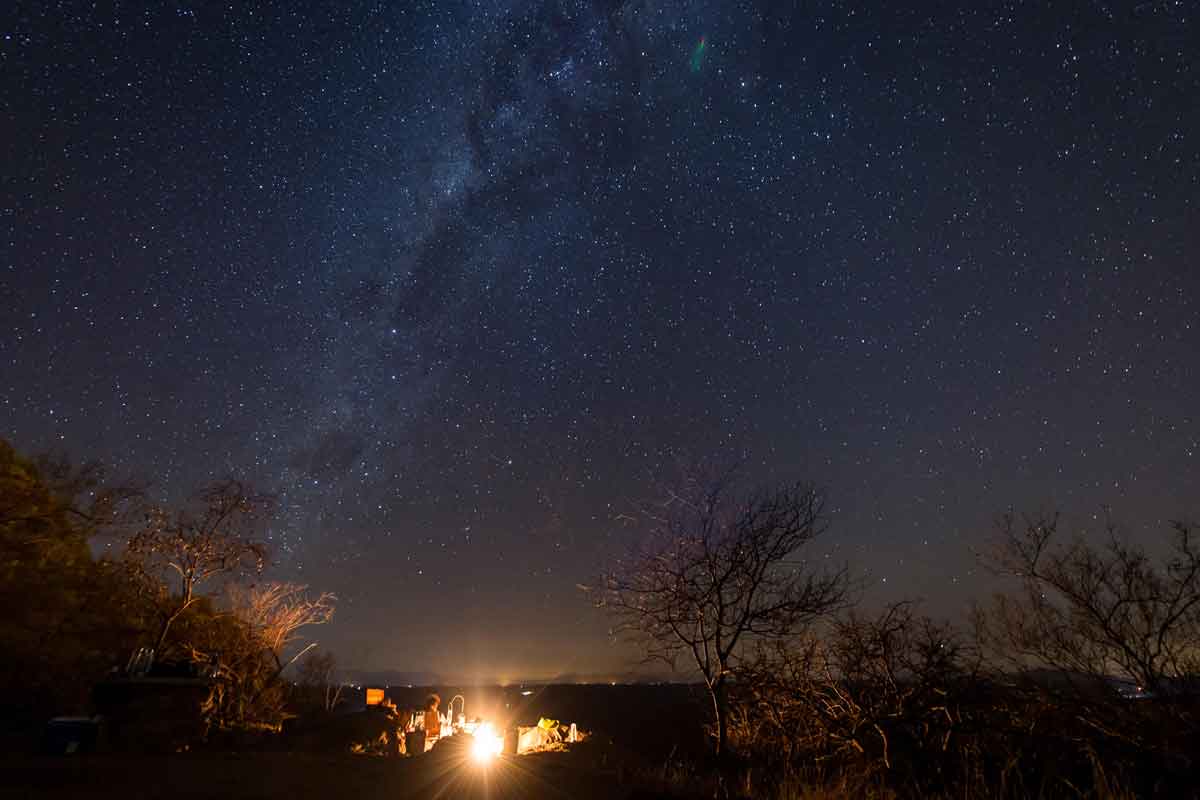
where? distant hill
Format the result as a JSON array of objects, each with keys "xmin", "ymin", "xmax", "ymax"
[
  {"xmin": 340, "ymin": 669, "xmax": 445, "ymax": 688},
  {"xmin": 339, "ymin": 668, "xmax": 680, "ymax": 687}
]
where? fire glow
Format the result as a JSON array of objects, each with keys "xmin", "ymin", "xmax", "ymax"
[{"xmin": 470, "ymin": 723, "xmax": 503, "ymax": 764}]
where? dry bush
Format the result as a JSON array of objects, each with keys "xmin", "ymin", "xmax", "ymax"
[
  {"xmin": 176, "ymin": 582, "xmax": 335, "ymax": 731},
  {"xmin": 732, "ymin": 602, "xmax": 980, "ymax": 792},
  {"xmin": 971, "ymin": 511, "xmax": 1200, "ymax": 795},
  {"xmin": 724, "ymin": 511, "xmax": 1200, "ymax": 798}
]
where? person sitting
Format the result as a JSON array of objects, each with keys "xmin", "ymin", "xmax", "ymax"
[
  {"xmin": 376, "ymin": 698, "xmax": 402, "ymax": 756},
  {"xmin": 423, "ymin": 693, "xmax": 442, "ymax": 742}
]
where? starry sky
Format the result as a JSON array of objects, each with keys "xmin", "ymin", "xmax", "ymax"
[{"xmin": 3, "ymin": 1, "xmax": 1198, "ymax": 681}]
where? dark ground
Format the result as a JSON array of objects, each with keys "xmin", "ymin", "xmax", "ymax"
[
  {"xmin": 0, "ymin": 685, "xmax": 709, "ymax": 799},
  {"xmin": 0, "ymin": 748, "xmax": 639, "ymax": 800}
]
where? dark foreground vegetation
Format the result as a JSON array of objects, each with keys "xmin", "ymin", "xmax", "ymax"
[
  {"xmin": 0, "ymin": 439, "xmax": 334, "ymax": 744},
  {"xmin": 1, "ymin": 746, "xmax": 627, "ymax": 800},
  {"xmin": 3, "ymin": 440, "xmax": 1199, "ymax": 798},
  {"xmin": 590, "ymin": 465, "xmax": 1200, "ymax": 798}
]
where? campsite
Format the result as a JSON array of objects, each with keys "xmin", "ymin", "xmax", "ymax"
[
  {"xmin": 5, "ymin": 438, "xmax": 1200, "ymax": 798},
  {"xmin": 6, "ymin": 1, "xmax": 1200, "ymax": 796},
  {"xmin": 4, "ymin": 684, "xmax": 707, "ymax": 800}
]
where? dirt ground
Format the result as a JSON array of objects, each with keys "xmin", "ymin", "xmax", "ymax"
[
  {"xmin": 0, "ymin": 746, "xmax": 653, "ymax": 800},
  {"xmin": 0, "ymin": 685, "xmax": 707, "ymax": 798}
]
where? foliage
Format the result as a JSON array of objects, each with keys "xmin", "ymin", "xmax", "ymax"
[
  {"xmin": 0, "ymin": 438, "xmax": 336, "ymax": 741},
  {"xmin": 0, "ymin": 439, "xmax": 147, "ymax": 722},
  {"xmin": 0, "ymin": 439, "xmax": 91, "ymax": 584}
]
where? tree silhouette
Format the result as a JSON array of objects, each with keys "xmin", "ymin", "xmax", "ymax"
[
  {"xmin": 124, "ymin": 479, "xmax": 270, "ymax": 656},
  {"xmin": 595, "ymin": 467, "xmax": 848, "ymax": 757}
]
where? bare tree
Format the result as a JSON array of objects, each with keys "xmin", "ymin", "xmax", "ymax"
[
  {"xmin": 594, "ymin": 469, "xmax": 849, "ymax": 756},
  {"xmin": 296, "ymin": 649, "xmax": 344, "ymax": 713},
  {"xmin": 33, "ymin": 450, "xmax": 146, "ymax": 537},
  {"xmin": 976, "ymin": 511, "xmax": 1200, "ymax": 698},
  {"xmin": 973, "ymin": 510, "xmax": 1200, "ymax": 769},
  {"xmin": 124, "ymin": 480, "xmax": 271, "ymax": 655}
]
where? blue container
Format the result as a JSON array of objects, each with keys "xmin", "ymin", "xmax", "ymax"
[{"xmin": 42, "ymin": 716, "xmax": 100, "ymax": 755}]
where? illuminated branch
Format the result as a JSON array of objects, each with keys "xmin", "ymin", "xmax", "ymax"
[{"xmin": 123, "ymin": 479, "xmax": 272, "ymax": 655}]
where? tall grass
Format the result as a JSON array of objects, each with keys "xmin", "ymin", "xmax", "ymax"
[{"xmin": 619, "ymin": 748, "xmax": 1154, "ymax": 800}]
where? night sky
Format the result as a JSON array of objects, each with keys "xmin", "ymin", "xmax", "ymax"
[{"xmin": 4, "ymin": 1, "xmax": 1197, "ymax": 681}]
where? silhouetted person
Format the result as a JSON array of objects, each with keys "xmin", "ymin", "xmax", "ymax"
[{"xmin": 423, "ymin": 693, "xmax": 442, "ymax": 741}]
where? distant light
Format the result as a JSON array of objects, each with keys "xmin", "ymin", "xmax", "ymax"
[{"xmin": 521, "ymin": 690, "xmax": 533, "ymax": 696}]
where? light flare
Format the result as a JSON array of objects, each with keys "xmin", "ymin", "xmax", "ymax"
[{"xmin": 470, "ymin": 723, "xmax": 504, "ymax": 764}]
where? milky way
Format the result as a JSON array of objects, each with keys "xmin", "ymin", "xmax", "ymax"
[{"xmin": 4, "ymin": 1, "xmax": 1197, "ymax": 679}]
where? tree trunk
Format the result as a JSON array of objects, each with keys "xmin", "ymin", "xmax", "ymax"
[
  {"xmin": 711, "ymin": 677, "xmax": 730, "ymax": 758},
  {"xmin": 153, "ymin": 612, "xmax": 175, "ymax": 655},
  {"xmin": 154, "ymin": 584, "xmax": 193, "ymax": 655}
]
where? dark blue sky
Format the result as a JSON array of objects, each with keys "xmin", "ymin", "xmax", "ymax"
[{"xmin": 4, "ymin": 0, "xmax": 1197, "ymax": 680}]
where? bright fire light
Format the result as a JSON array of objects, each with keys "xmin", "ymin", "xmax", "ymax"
[{"xmin": 470, "ymin": 724, "xmax": 503, "ymax": 764}]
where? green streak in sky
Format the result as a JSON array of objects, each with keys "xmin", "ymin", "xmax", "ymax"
[{"xmin": 690, "ymin": 37, "xmax": 707, "ymax": 73}]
